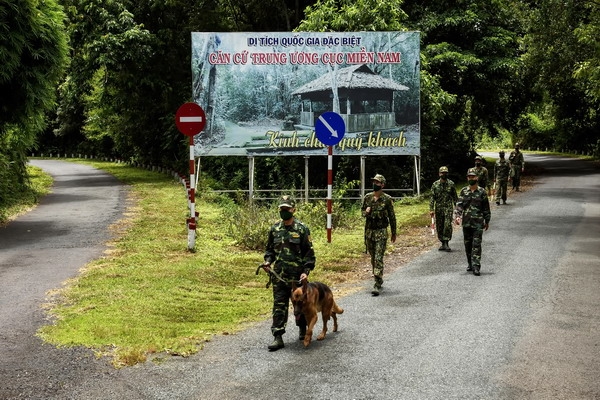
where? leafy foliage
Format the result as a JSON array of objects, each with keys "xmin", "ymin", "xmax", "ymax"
[
  {"xmin": 5, "ymin": 0, "xmax": 600, "ymax": 212},
  {"xmin": 296, "ymin": 0, "xmax": 408, "ymax": 32},
  {"xmin": 0, "ymin": 164, "xmax": 53, "ymax": 224},
  {"xmin": 401, "ymin": 0, "xmax": 528, "ymax": 182},
  {"xmin": 0, "ymin": 0, "xmax": 68, "ymax": 211},
  {"xmin": 521, "ymin": 0, "xmax": 600, "ymax": 155},
  {"xmin": 0, "ymin": 0, "xmax": 68, "ymax": 132}
]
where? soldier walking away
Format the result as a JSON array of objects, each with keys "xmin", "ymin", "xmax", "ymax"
[
  {"xmin": 473, "ymin": 155, "xmax": 490, "ymax": 196},
  {"xmin": 262, "ymin": 195, "xmax": 316, "ymax": 351},
  {"xmin": 494, "ymin": 151, "xmax": 511, "ymax": 205},
  {"xmin": 361, "ymin": 174, "xmax": 397, "ymax": 296},
  {"xmin": 429, "ymin": 166, "xmax": 458, "ymax": 251},
  {"xmin": 453, "ymin": 169, "xmax": 491, "ymax": 276},
  {"xmin": 509, "ymin": 143, "xmax": 525, "ymax": 191}
]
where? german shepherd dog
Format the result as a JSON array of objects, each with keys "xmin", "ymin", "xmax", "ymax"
[{"xmin": 291, "ymin": 280, "xmax": 344, "ymax": 347}]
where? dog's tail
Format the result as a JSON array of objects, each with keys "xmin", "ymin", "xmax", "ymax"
[{"xmin": 333, "ymin": 301, "xmax": 344, "ymax": 315}]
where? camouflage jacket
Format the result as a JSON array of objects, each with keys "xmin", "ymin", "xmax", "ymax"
[
  {"xmin": 361, "ymin": 192, "xmax": 397, "ymax": 240},
  {"xmin": 429, "ymin": 179, "xmax": 458, "ymax": 213},
  {"xmin": 454, "ymin": 186, "xmax": 491, "ymax": 228},
  {"xmin": 509, "ymin": 150, "xmax": 524, "ymax": 168},
  {"xmin": 494, "ymin": 159, "xmax": 511, "ymax": 180},
  {"xmin": 473, "ymin": 166, "xmax": 489, "ymax": 189},
  {"xmin": 264, "ymin": 219, "xmax": 315, "ymax": 278}
]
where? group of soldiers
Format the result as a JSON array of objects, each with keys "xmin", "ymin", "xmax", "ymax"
[
  {"xmin": 467, "ymin": 143, "xmax": 526, "ymax": 205},
  {"xmin": 429, "ymin": 144, "xmax": 525, "ymax": 275},
  {"xmin": 260, "ymin": 146, "xmax": 525, "ymax": 351}
]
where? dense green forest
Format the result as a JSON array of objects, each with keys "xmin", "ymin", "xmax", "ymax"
[{"xmin": 1, "ymin": 0, "xmax": 599, "ymax": 204}]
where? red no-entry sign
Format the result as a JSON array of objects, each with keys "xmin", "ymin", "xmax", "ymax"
[{"xmin": 175, "ymin": 102, "xmax": 206, "ymax": 136}]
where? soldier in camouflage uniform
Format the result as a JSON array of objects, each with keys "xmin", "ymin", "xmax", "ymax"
[
  {"xmin": 263, "ymin": 195, "xmax": 315, "ymax": 351},
  {"xmin": 509, "ymin": 143, "xmax": 525, "ymax": 191},
  {"xmin": 494, "ymin": 150, "xmax": 511, "ymax": 205},
  {"xmin": 429, "ymin": 166, "xmax": 458, "ymax": 251},
  {"xmin": 453, "ymin": 169, "xmax": 491, "ymax": 276},
  {"xmin": 473, "ymin": 156, "xmax": 490, "ymax": 196},
  {"xmin": 361, "ymin": 174, "xmax": 397, "ymax": 296}
]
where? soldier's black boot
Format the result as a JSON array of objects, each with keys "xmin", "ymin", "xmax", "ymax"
[
  {"xmin": 371, "ymin": 276, "xmax": 382, "ymax": 296},
  {"xmin": 444, "ymin": 241, "xmax": 451, "ymax": 252},
  {"xmin": 268, "ymin": 335, "xmax": 284, "ymax": 351},
  {"xmin": 438, "ymin": 241, "xmax": 445, "ymax": 251}
]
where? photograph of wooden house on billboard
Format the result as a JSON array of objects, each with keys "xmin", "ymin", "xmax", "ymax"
[
  {"xmin": 191, "ymin": 31, "xmax": 420, "ymax": 157},
  {"xmin": 292, "ymin": 63, "xmax": 409, "ymax": 134}
]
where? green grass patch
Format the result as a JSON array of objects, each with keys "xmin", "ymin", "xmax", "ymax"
[
  {"xmin": 28, "ymin": 159, "xmax": 431, "ymax": 367},
  {"xmin": 0, "ymin": 165, "xmax": 53, "ymax": 224}
]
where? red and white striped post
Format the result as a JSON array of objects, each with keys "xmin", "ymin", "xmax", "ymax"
[
  {"xmin": 314, "ymin": 111, "xmax": 345, "ymax": 244},
  {"xmin": 175, "ymin": 102, "xmax": 206, "ymax": 251},
  {"xmin": 187, "ymin": 136, "xmax": 197, "ymax": 249},
  {"xmin": 326, "ymin": 145, "xmax": 333, "ymax": 243}
]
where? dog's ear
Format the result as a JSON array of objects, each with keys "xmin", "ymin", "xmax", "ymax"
[
  {"xmin": 292, "ymin": 280, "xmax": 299, "ymax": 291},
  {"xmin": 301, "ymin": 279, "xmax": 308, "ymax": 295}
]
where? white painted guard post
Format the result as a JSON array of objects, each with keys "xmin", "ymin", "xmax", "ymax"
[
  {"xmin": 314, "ymin": 112, "xmax": 345, "ymax": 243},
  {"xmin": 175, "ymin": 102, "xmax": 206, "ymax": 251}
]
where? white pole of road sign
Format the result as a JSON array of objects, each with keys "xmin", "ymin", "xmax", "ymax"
[
  {"xmin": 187, "ymin": 136, "xmax": 196, "ymax": 250},
  {"xmin": 327, "ymin": 146, "xmax": 333, "ymax": 243},
  {"xmin": 175, "ymin": 102, "xmax": 205, "ymax": 252}
]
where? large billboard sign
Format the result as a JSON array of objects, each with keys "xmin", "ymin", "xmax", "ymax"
[{"xmin": 191, "ymin": 31, "xmax": 420, "ymax": 157}]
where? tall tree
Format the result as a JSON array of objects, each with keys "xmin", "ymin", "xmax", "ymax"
[
  {"xmin": 0, "ymin": 0, "xmax": 68, "ymax": 209},
  {"xmin": 404, "ymin": 0, "xmax": 526, "ymax": 136},
  {"xmin": 520, "ymin": 0, "xmax": 600, "ymax": 153}
]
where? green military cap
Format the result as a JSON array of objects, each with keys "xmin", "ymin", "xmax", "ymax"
[
  {"xmin": 475, "ymin": 155, "xmax": 483, "ymax": 161},
  {"xmin": 499, "ymin": 150, "xmax": 505, "ymax": 156},
  {"xmin": 467, "ymin": 168, "xmax": 478, "ymax": 176},
  {"xmin": 371, "ymin": 174, "xmax": 386, "ymax": 184},
  {"xmin": 439, "ymin": 166, "xmax": 448, "ymax": 173},
  {"xmin": 278, "ymin": 195, "xmax": 296, "ymax": 208}
]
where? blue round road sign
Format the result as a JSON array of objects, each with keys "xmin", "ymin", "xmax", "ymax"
[{"xmin": 315, "ymin": 112, "xmax": 345, "ymax": 146}]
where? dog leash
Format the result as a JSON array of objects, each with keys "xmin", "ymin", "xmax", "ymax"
[{"xmin": 255, "ymin": 263, "xmax": 287, "ymax": 287}]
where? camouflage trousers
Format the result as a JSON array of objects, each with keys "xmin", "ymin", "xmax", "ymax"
[
  {"xmin": 366, "ymin": 237, "xmax": 387, "ymax": 288},
  {"xmin": 271, "ymin": 279, "xmax": 306, "ymax": 337},
  {"xmin": 434, "ymin": 208, "xmax": 454, "ymax": 242},
  {"xmin": 462, "ymin": 226, "xmax": 484, "ymax": 270},
  {"xmin": 511, "ymin": 167, "xmax": 522, "ymax": 189},
  {"xmin": 496, "ymin": 178, "xmax": 508, "ymax": 201}
]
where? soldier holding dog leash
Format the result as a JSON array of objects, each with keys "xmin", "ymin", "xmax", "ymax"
[{"xmin": 260, "ymin": 195, "xmax": 315, "ymax": 351}]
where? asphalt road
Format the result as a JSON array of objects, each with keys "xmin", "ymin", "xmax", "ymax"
[{"xmin": 0, "ymin": 155, "xmax": 598, "ymax": 399}]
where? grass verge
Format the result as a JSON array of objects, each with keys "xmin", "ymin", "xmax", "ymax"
[{"xmin": 0, "ymin": 165, "xmax": 53, "ymax": 225}]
